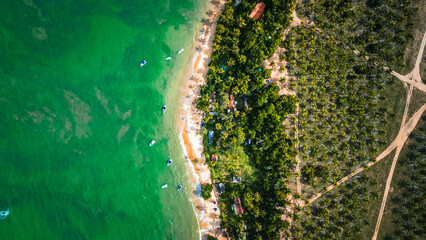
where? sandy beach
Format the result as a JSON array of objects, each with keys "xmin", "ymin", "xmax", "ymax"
[{"xmin": 177, "ymin": 0, "xmax": 225, "ymax": 239}]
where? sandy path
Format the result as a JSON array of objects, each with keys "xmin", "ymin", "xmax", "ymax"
[
  {"xmin": 390, "ymin": 31, "xmax": 426, "ymax": 91},
  {"xmin": 295, "ymin": 103, "xmax": 302, "ymax": 199},
  {"xmin": 391, "ymin": 71, "xmax": 426, "ymax": 92},
  {"xmin": 372, "ymin": 145, "xmax": 403, "ymax": 240}
]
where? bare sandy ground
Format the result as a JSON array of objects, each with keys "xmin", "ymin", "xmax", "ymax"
[
  {"xmin": 177, "ymin": 1, "xmax": 226, "ymax": 239},
  {"xmin": 263, "ymin": 9, "xmax": 300, "ymax": 96}
]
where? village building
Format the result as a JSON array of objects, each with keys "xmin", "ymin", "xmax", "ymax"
[
  {"xmin": 249, "ymin": 2, "xmax": 265, "ymax": 20},
  {"xmin": 211, "ymin": 153, "xmax": 218, "ymax": 162},
  {"xmin": 232, "ymin": 176, "xmax": 242, "ymax": 183},
  {"xmin": 228, "ymin": 94, "xmax": 236, "ymax": 110},
  {"xmin": 208, "ymin": 91, "xmax": 216, "ymax": 111},
  {"xmin": 216, "ymin": 182, "xmax": 226, "ymax": 194},
  {"xmin": 208, "ymin": 131, "xmax": 214, "ymax": 145},
  {"xmin": 232, "ymin": 198, "xmax": 245, "ymax": 215}
]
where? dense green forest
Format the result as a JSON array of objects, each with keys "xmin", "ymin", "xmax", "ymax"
[
  {"xmin": 198, "ymin": 0, "xmax": 297, "ymax": 239},
  {"xmin": 198, "ymin": 0, "xmax": 421, "ymax": 239}
]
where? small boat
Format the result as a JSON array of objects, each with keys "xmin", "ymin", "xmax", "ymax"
[
  {"xmin": 177, "ymin": 185, "xmax": 182, "ymax": 191},
  {"xmin": 149, "ymin": 140, "xmax": 156, "ymax": 146},
  {"xmin": 0, "ymin": 209, "xmax": 9, "ymax": 221},
  {"xmin": 140, "ymin": 60, "xmax": 147, "ymax": 67},
  {"xmin": 167, "ymin": 159, "xmax": 172, "ymax": 166},
  {"xmin": 161, "ymin": 184, "xmax": 168, "ymax": 189},
  {"xmin": 178, "ymin": 48, "xmax": 184, "ymax": 54},
  {"xmin": 165, "ymin": 57, "xmax": 171, "ymax": 60},
  {"xmin": 162, "ymin": 105, "xmax": 167, "ymax": 113}
]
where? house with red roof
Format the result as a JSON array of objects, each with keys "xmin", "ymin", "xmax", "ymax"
[
  {"xmin": 249, "ymin": 2, "xmax": 265, "ymax": 20},
  {"xmin": 232, "ymin": 198, "xmax": 245, "ymax": 215}
]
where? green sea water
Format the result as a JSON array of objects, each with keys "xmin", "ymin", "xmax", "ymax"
[{"xmin": 0, "ymin": 0, "xmax": 207, "ymax": 239}]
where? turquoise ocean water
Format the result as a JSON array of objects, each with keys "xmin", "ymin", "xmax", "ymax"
[{"xmin": 0, "ymin": 0, "xmax": 207, "ymax": 239}]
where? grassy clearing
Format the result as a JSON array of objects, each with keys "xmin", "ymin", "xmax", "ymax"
[
  {"xmin": 375, "ymin": 149, "xmax": 411, "ymax": 239},
  {"xmin": 397, "ymin": 1, "xmax": 426, "ymax": 74},
  {"xmin": 207, "ymin": 144, "xmax": 260, "ymax": 184},
  {"xmin": 380, "ymin": 79, "xmax": 406, "ymax": 149},
  {"xmin": 408, "ymin": 88, "xmax": 426, "ymax": 120}
]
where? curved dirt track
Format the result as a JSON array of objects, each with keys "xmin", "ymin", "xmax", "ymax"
[{"xmin": 371, "ymin": 30, "xmax": 426, "ymax": 240}]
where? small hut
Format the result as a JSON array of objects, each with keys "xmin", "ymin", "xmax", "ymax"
[
  {"xmin": 232, "ymin": 176, "xmax": 242, "ymax": 183},
  {"xmin": 216, "ymin": 182, "xmax": 226, "ymax": 194},
  {"xmin": 232, "ymin": 198, "xmax": 245, "ymax": 215},
  {"xmin": 249, "ymin": 2, "xmax": 265, "ymax": 20}
]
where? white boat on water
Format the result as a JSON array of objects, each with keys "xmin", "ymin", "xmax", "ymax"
[
  {"xmin": 165, "ymin": 57, "xmax": 171, "ymax": 60},
  {"xmin": 178, "ymin": 48, "xmax": 184, "ymax": 54},
  {"xmin": 167, "ymin": 159, "xmax": 172, "ymax": 166},
  {"xmin": 149, "ymin": 140, "xmax": 156, "ymax": 146},
  {"xmin": 0, "ymin": 209, "xmax": 9, "ymax": 220},
  {"xmin": 162, "ymin": 105, "xmax": 167, "ymax": 113},
  {"xmin": 161, "ymin": 184, "xmax": 168, "ymax": 189},
  {"xmin": 140, "ymin": 60, "xmax": 147, "ymax": 67}
]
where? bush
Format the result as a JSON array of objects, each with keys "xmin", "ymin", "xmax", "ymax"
[{"xmin": 201, "ymin": 184, "xmax": 213, "ymax": 200}]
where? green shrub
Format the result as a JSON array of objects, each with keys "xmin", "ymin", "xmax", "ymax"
[{"xmin": 201, "ymin": 184, "xmax": 213, "ymax": 200}]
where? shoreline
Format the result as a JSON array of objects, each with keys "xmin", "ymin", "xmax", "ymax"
[{"xmin": 176, "ymin": 0, "xmax": 225, "ymax": 239}]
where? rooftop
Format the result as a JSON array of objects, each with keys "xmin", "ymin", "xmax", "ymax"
[
  {"xmin": 216, "ymin": 182, "xmax": 226, "ymax": 194},
  {"xmin": 249, "ymin": 2, "xmax": 265, "ymax": 20},
  {"xmin": 233, "ymin": 198, "xmax": 244, "ymax": 215},
  {"xmin": 228, "ymin": 94, "xmax": 236, "ymax": 109},
  {"xmin": 232, "ymin": 176, "xmax": 242, "ymax": 183}
]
